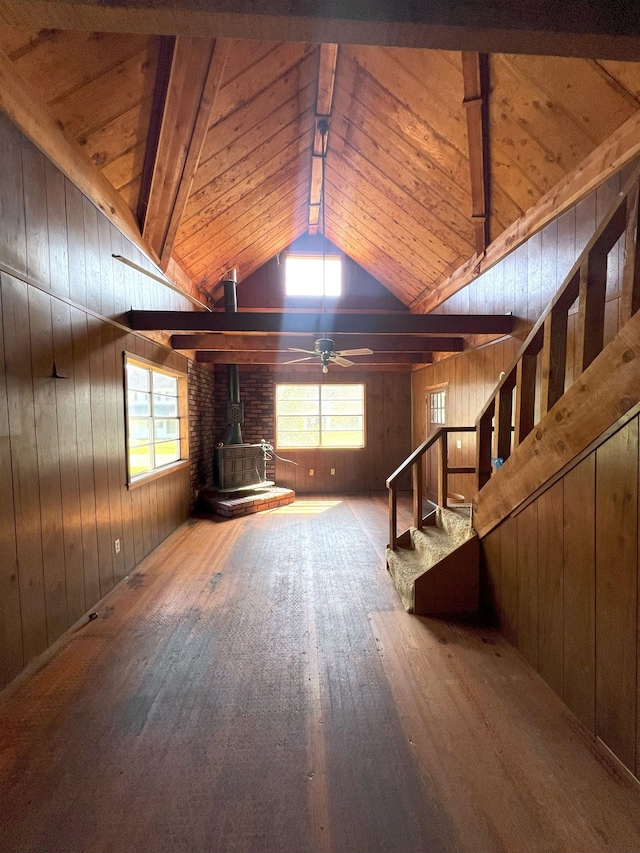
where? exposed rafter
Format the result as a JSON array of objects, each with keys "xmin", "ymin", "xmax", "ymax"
[
  {"xmin": 130, "ymin": 310, "xmax": 515, "ymax": 335},
  {"xmin": 170, "ymin": 333, "xmax": 465, "ymax": 352},
  {"xmin": 411, "ymin": 109, "xmax": 640, "ymax": 314},
  {"xmin": 3, "ymin": 1, "xmax": 640, "ymax": 60},
  {"xmin": 195, "ymin": 351, "xmax": 433, "ymax": 365},
  {"xmin": 461, "ymin": 51, "xmax": 490, "ymax": 256},
  {"xmin": 309, "ymin": 43, "xmax": 338, "ymax": 235},
  {"xmin": 139, "ymin": 36, "xmax": 230, "ymax": 269}
]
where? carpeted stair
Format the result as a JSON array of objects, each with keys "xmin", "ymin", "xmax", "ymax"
[{"xmin": 386, "ymin": 506, "xmax": 479, "ymax": 615}]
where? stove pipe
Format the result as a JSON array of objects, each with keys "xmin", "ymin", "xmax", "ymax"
[{"xmin": 222, "ymin": 269, "xmax": 243, "ymax": 445}]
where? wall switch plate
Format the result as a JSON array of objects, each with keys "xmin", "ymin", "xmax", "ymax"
[
  {"xmin": 114, "ymin": 539, "xmax": 121, "ymax": 554},
  {"xmin": 331, "ymin": 468, "xmax": 336, "ymax": 475},
  {"xmin": 456, "ymin": 440, "xmax": 462, "ymax": 449},
  {"xmin": 309, "ymin": 469, "xmax": 314, "ymax": 476}
]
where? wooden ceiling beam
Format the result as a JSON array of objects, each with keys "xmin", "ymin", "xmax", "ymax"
[
  {"xmin": 461, "ymin": 51, "xmax": 490, "ymax": 256},
  {"xmin": 4, "ymin": 1, "xmax": 640, "ymax": 60},
  {"xmin": 411, "ymin": 109, "xmax": 640, "ymax": 314},
  {"xmin": 195, "ymin": 351, "xmax": 433, "ymax": 365},
  {"xmin": 309, "ymin": 44, "xmax": 338, "ymax": 235},
  {"xmin": 140, "ymin": 36, "xmax": 230, "ymax": 269},
  {"xmin": 130, "ymin": 309, "xmax": 515, "ymax": 335},
  {"xmin": 171, "ymin": 333, "xmax": 465, "ymax": 351}
]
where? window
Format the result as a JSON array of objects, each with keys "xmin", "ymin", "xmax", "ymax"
[
  {"xmin": 124, "ymin": 356, "xmax": 188, "ymax": 484},
  {"xmin": 429, "ymin": 388, "xmax": 447, "ymax": 425},
  {"xmin": 284, "ymin": 254, "xmax": 342, "ymax": 297},
  {"xmin": 276, "ymin": 384, "xmax": 365, "ymax": 448}
]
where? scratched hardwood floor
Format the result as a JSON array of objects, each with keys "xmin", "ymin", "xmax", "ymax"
[{"xmin": 2, "ymin": 493, "xmax": 640, "ymax": 853}]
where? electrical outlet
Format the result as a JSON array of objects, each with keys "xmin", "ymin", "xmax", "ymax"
[
  {"xmin": 456, "ymin": 440, "xmax": 462, "ymax": 449},
  {"xmin": 309, "ymin": 469, "xmax": 314, "ymax": 476},
  {"xmin": 331, "ymin": 468, "xmax": 336, "ymax": 475},
  {"xmin": 114, "ymin": 539, "xmax": 121, "ymax": 554}
]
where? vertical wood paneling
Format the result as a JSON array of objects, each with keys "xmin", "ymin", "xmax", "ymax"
[
  {"xmin": 88, "ymin": 315, "xmax": 114, "ymax": 596},
  {"xmin": 481, "ymin": 524, "xmax": 500, "ymax": 618},
  {"xmin": 29, "ymin": 286, "xmax": 68, "ymax": 644},
  {"xmin": 563, "ymin": 453, "xmax": 596, "ymax": 730},
  {"xmin": 51, "ymin": 299, "xmax": 86, "ymax": 623},
  {"xmin": 66, "ymin": 180, "xmax": 87, "ymax": 307},
  {"xmin": 2, "ymin": 274, "xmax": 48, "ymax": 665},
  {"xmin": 0, "ymin": 278, "xmax": 23, "ymax": 685},
  {"xmin": 0, "ymin": 114, "xmax": 193, "ymax": 690},
  {"xmin": 0, "ymin": 117, "xmax": 26, "ymax": 275},
  {"xmin": 537, "ymin": 480, "xmax": 564, "ymax": 697},
  {"xmin": 45, "ymin": 159, "xmax": 69, "ymax": 300},
  {"xmin": 595, "ymin": 417, "xmax": 638, "ymax": 772},
  {"xmin": 516, "ymin": 501, "xmax": 538, "ymax": 668},
  {"xmin": 22, "ymin": 138, "xmax": 50, "ymax": 289},
  {"xmin": 499, "ymin": 514, "xmax": 518, "ymax": 646}
]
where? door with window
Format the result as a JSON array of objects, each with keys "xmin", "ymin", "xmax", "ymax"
[{"xmin": 426, "ymin": 384, "xmax": 447, "ymax": 504}]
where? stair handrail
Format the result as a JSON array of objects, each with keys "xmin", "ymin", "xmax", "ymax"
[
  {"xmin": 386, "ymin": 426, "xmax": 475, "ymax": 550},
  {"xmin": 475, "ymin": 166, "xmax": 640, "ymax": 493}
]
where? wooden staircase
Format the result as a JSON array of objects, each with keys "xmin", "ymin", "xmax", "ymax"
[{"xmin": 386, "ymin": 165, "xmax": 640, "ymax": 615}]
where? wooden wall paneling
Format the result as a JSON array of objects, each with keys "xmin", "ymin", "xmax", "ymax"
[
  {"xmin": 2, "ymin": 274, "xmax": 47, "ymax": 664},
  {"xmin": 117, "ymin": 335, "xmax": 135, "ymax": 574},
  {"xmin": 480, "ymin": 524, "xmax": 500, "ymax": 619},
  {"xmin": 0, "ymin": 115, "xmax": 27, "ymax": 275},
  {"xmin": 131, "ymin": 481, "xmax": 145, "ymax": 565},
  {"xmin": 65, "ymin": 179, "xmax": 87, "ymax": 307},
  {"xmin": 45, "ymin": 158, "xmax": 69, "ymax": 300},
  {"xmin": 527, "ymin": 230, "xmax": 543, "ymax": 321},
  {"xmin": 537, "ymin": 480, "xmax": 564, "ymax": 698},
  {"xmin": 575, "ymin": 190, "xmax": 597, "ymax": 260},
  {"xmin": 51, "ymin": 298, "xmax": 85, "ymax": 623},
  {"xmin": 70, "ymin": 306, "xmax": 100, "ymax": 606},
  {"xmin": 22, "ymin": 137, "xmax": 50, "ymax": 290},
  {"xmin": 140, "ymin": 480, "xmax": 152, "ymax": 556},
  {"xmin": 541, "ymin": 217, "xmax": 559, "ymax": 307},
  {"xmin": 499, "ymin": 514, "xmax": 518, "ymax": 646},
  {"xmin": 87, "ymin": 314, "xmax": 114, "ymax": 596},
  {"xmin": 595, "ymin": 417, "xmax": 638, "ymax": 772},
  {"xmin": 563, "ymin": 453, "xmax": 596, "ymax": 731},
  {"xmin": 516, "ymin": 501, "xmax": 538, "ymax": 668},
  {"xmin": 29, "ymin": 286, "xmax": 67, "ymax": 643},
  {"xmin": 0, "ymin": 277, "xmax": 23, "ymax": 688},
  {"xmin": 98, "ymin": 214, "xmax": 114, "ymax": 318},
  {"xmin": 111, "ymin": 227, "xmax": 126, "ymax": 316},
  {"xmin": 102, "ymin": 323, "xmax": 125, "ymax": 583},
  {"xmin": 83, "ymin": 197, "xmax": 101, "ymax": 315}
]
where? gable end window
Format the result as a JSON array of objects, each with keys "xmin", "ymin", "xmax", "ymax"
[
  {"xmin": 284, "ymin": 254, "xmax": 342, "ymax": 297},
  {"xmin": 276, "ymin": 383, "xmax": 365, "ymax": 449},
  {"xmin": 124, "ymin": 355, "xmax": 189, "ymax": 485}
]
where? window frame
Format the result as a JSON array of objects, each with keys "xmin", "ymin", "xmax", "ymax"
[
  {"xmin": 123, "ymin": 353, "xmax": 190, "ymax": 488},
  {"xmin": 284, "ymin": 253, "xmax": 343, "ymax": 298},
  {"xmin": 275, "ymin": 383, "xmax": 366, "ymax": 450}
]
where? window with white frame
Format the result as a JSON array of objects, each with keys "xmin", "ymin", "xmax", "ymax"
[
  {"xmin": 276, "ymin": 384, "xmax": 365, "ymax": 448},
  {"xmin": 284, "ymin": 254, "xmax": 342, "ymax": 297},
  {"xmin": 125, "ymin": 356, "xmax": 187, "ymax": 482}
]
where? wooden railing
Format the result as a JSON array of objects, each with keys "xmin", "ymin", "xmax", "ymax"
[
  {"xmin": 386, "ymin": 426, "xmax": 475, "ymax": 550},
  {"xmin": 476, "ymin": 168, "xmax": 640, "ymax": 492}
]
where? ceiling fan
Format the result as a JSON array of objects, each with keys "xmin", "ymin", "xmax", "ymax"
[{"xmin": 285, "ymin": 338, "xmax": 373, "ymax": 373}]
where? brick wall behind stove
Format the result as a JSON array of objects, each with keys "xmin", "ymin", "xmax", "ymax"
[
  {"xmin": 214, "ymin": 366, "xmax": 275, "ymax": 479},
  {"xmin": 188, "ymin": 360, "xmax": 217, "ymax": 505}
]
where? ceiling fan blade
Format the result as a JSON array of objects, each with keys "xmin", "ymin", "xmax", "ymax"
[
  {"xmin": 331, "ymin": 355, "xmax": 354, "ymax": 367},
  {"xmin": 283, "ymin": 356, "xmax": 315, "ymax": 364},
  {"xmin": 336, "ymin": 347, "xmax": 373, "ymax": 356},
  {"xmin": 288, "ymin": 347, "xmax": 316, "ymax": 354}
]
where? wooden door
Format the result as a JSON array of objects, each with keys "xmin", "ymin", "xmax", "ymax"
[{"xmin": 426, "ymin": 385, "xmax": 447, "ymax": 504}]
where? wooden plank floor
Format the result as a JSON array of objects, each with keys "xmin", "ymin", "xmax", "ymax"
[{"xmin": 2, "ymin": 493, "xmax": 640, "ymax": 853}]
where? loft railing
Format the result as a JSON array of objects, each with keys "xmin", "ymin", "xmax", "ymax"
[
  {"xmin": 386, "ymin": 426, "xmax": 476, "ymax": 550},
  {"xmin": 475, "ymin": 167, "xmax": 640, "ymax": 492}
]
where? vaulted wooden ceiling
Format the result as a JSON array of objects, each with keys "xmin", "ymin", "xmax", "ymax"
[{"xmin": 2, "ymin": 24, "xmax": 640, "ymax": 312}]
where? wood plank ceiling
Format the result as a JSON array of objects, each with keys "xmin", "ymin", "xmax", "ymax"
[{"xmin": 2, "ymin": 26, "xmax": 640, "ymax": 313}]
